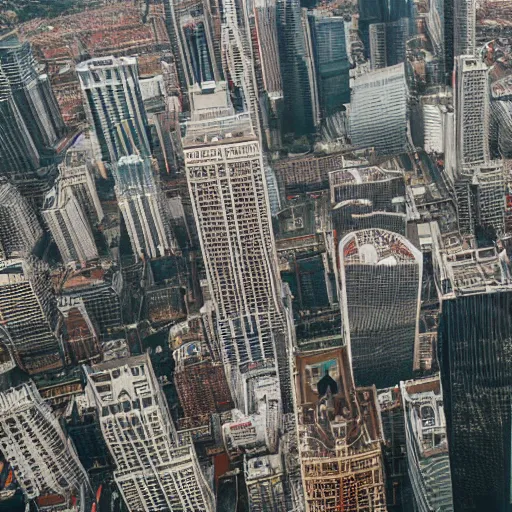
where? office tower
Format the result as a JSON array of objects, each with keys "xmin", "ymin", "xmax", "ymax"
[
  {"xmin": 456, "ymin": 162, "xmax": 505, "ymax": 236},
  {"xmin": 329, "ymin": 165, "xmax": 406, "ymax": 237},
  {"xmin": 76, "ymin": 56, "xmax": 151, "ymax": 170},
  {"xmin": 401, "ymin": 376, "xmax": 454, "ymax": 512},
  {"xmin": 277, "ymin": 0, "xmax": 318, "ymax": 135},
  {"xmin": 0, "ymin": 376, "xmax": 90, "ymax": 508},
  {"xmin": 60, "ymin": 300, "xmax": 102, "ymax": 365},
  {"xmin": 295, "ymin": 347, "xmax": 387, "ymax": 511},
  {"xmin": 435, "ymin": 242, "xmax": 512, "ymax": 511},
  {"xmin": 454, "ymin": 0, "xmax": 476, "ymax": 57},
  {"xmin": 307, "ymin": 12, "xmax": 350, "ymax": 118},
  {"xmin": 339, "ymin": 229, "xmax": 422, "ymax": 388},
  {"xmin": 59, "ymin": 138, "xmax": 104, "ymax": 226},
  {"xmin": 349, "ymin": 63, "xmax": 411, "ymax": 155},
  {"xmin": 0, "ymin": 34, "xmax": 65, "ymax": 156},
  {"xmin": 173, "ymin": 341, "xmax": 233, "ymax": 418},
  {"xmin": 183, "ymin": 92, "xmax": 288, "ymax": 412},
  {"xmin": 85, "ymin": 354, "xmax": 215, "ymax": 512},
  {"xmin": 0, "ymin": 80, "xmax": 40, "ymax": 181},
  {"xmin": 370, "ymin": 18, "xmax": 409, "ymax": 70},
  {"xmin": 377, "ymin": 387, "xmax": 411, "ymax": 511},
  {"xmin": 0, "ymin": 257, "xmax": 62, "ymax": 375},
  {"xmin": 0, "ymin": 181, "xmax": 42, "ymax": 259},
  {"xmin": 42, "ymin": 181, "xmax": 98, "ymax": 267},
  {"xmin": 59, "ymin": 264, "xmax": 123, "ymax": 340},
  {"xmin": 455, "ymin": 56, "xmax": 490, "ymax": 168},
  {"xmin": 165, "ymin": 0, "xmax": 222, "ymax": 95},
  {"xmin": 115, "ymin": 155, "xmax": 173, "ymax": 259},
  {"xmin": 369, "ymin": 23, "xmax": 387, "ymax": 70}
]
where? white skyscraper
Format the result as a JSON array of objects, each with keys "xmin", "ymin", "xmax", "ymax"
[
  {"xmin": 0, "ymin": 378, "xmax": 90, "ymax": 508},
  {"xmin": 115, "ymin": 155, "xmax": 173, "ymax": 259},
  {"xmin": 455, "ymin": 56, "xmax": 490, "ymax": 169},
  {"xmin": 42, "ymin": 183, "xmax": 98, "ymax": 267},
  {"xmin": 86, "ymin": 354, "xmax": 215, "ymax": 512},
  {"xmin": 183, "ymin": 88, "xmax": 288, "ymax": 413}
]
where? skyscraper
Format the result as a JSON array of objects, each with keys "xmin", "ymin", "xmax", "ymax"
[
  {"xmin": 115, "ymin": 155, "xmax": 173, "ymax": 259},
  {"xmin": 349, "ymin": 63, "xmax": 411, "ymax": 155},
  {"xmin": 77, "ymin": 56, "xmax": 151, "ymax": 171},
  {"xmin": 453, "ymin": 0, "xmax": 476, "ymax": 57},
  {"xmin": 401, "ymin": 376, "xmax": 454, "ymax": 512},
  {"xmin": 85, "ymin": 354, "xmax": 215, "ymax": 512},
  {"xmin": 435, "ymin": 241, "xmax": 512, "ymax": 512},
  {"xmin": 0, "ymin": 257, "xmax": 62, "ymax": 375},
  {"xmin": 183, "ymin": 96, "xmax": 287, "ymax": 411},
  {"xmin": 0, "ymin": 181, "xmax": 42, "ymax": 259},
  {"xmin": 42, "ymin": 182, "xmax": 98, "ymax": 267},
  {"xmin": 0, "ymin": 34, "xmax": 65, "ymax": 157},
  {"xmin": 455, "ymin": 55, "xmax": 490, "ymax": 168},
  {"xmin": 0, "ymin": 376, "xmax": 90, "ymax": 509},
  {"xmin": 307, "ymin": 11, "xmax": 350, "ymax": 118},
  {"xmin": 277, "ymin": 0, "xmax": 318, "ymax": 135},
  {"xmin": 339, "ymin": 228, "xmax": 422, "ymax": 388}
]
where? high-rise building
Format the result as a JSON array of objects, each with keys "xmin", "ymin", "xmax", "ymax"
[
  {"xmin": 0, "ymin": 375, "xmax": 90, "ymax": 509},
  {"xmin": 295, "ymin": 347, "xmax": 387, "ymax": 511},
  {"xmin": 76, "ymin": 57, "xmax": 151, "ymax": 171},
  {"xmin": 165, "ymin": 0, "xmax": 222, "ymax": 96},
  {"xmin": 245, "ymin": 454, "xmax": 287, "ymax": 511},
  {"xmin": 59, "ymin": 137, "xmax": 104, "ymax": 226},
  {"xmin": 42, "ymin": 181, "xmax": 98, "ymax": 267},
  {"xmin": 0, "ymin": 257, "xmax": 62, "ymax": 375},
  {"xmin": 183, "ymin": 92, "xmax": 287, "ymax": 412},
  {"xmin": 455, "ymin": 56, "xmax": 490, "ymax": 168},
  {"xmin": 115, "ymin": 155, "xmax": 173, "ymax": 259},
  {"xmin": 329, "ymin": 165, "xmax": 406, "ymax": 237},
  {"xmin": 339, "ymin": 228, "xmax": 422, "ymax": 388},
  {"xmin": 277, "ymin": 0, "xmax": 318, "ymax": 135},
  {"xmin": 349, "ymin": 63, "xmax": 411, "ymax": 155},
  {"xmin": 85, "ymin": 354, "xmax": 215, "ymax": 512},
  {"xmin": 307, "ymin": 11, "xmax": 350, "ymax": 118},
  {"xmin": 401, "ymin": 376, "xmax": 454, "ymax": 512},
  {"xmin": 0, "ymin": 181, "xmax": 42, "ymax": 259},
  {"xmin": 0, "ymin": 34, "xmax": 65, "ymax": 157},
  {"xmin": 434, "ymin": 240, "xmax": 512, "ymax": 512},
  {"xmin": 369, "ymin": 18, "xmax": 409, "ymax": 70},
  {"xmin": 453, "ymin": 0, "xmax": 476, "ymax": 57}
]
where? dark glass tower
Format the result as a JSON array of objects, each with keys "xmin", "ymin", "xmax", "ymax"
[{"xmin": 439, "ymin": 291, "xmax": 512, "ymax": 512}]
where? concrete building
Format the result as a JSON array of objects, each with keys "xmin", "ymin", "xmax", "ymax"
[
  {"xmin": 182, "ymin": 91, "xmax": 288, "ymax": 413},
  {"xmin": 0, "ymin": 257, "xmax": 62, "ymax": 375},
  {"xmin": 0, "ymin": 375, "xmax": 90, "ymax": 510},
  {"xmin": 339, "ymin": 229, "xmax": 422, "ymax": 388},
  {"xmin": 42, "ymin": 182, "xmax": 98, "ymax": 267},
  {"xmin": 329, "ymin": 164, "xmax": 406, "ymax": 237},
  {"xmin": 115, "ymin": 155, "xmax": 173, "ymax": 259},
  {"xmin": 85, "ymin": 354, "xmax": 215, "ymax": 512},
  {"xmin": 455, "ymin": 56, "xmax": 490, "ymax": 168},
  {"xmin": 0, "ymin": 181, "xmax": 42, "ymax": 259},
  {"xmin": 401, "ymin": 376, "xmax": 454, "ymax": 512},
  {"xmin": 349, "ymin": 63, "xmax": 410, "ymax": 155},
  {"xmin": 59, "ymin": 138, "xmax": 104, "ymax": 226},
  {"xmin": 77, "ymin": 56, "xmax": 151, "ymax": 171}
]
